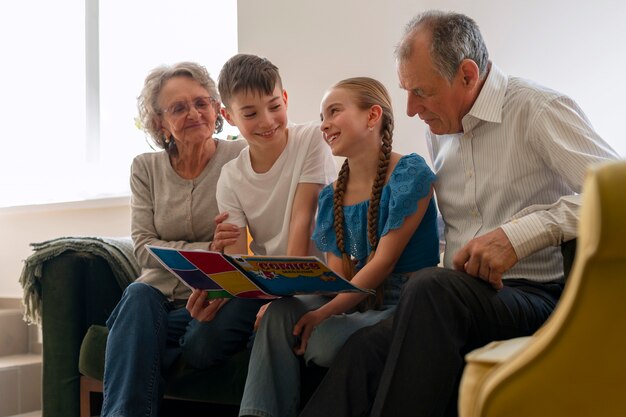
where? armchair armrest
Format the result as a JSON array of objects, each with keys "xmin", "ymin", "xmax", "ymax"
[{"xmin": 40, "ymin": 251, "xmax": 127, "ymax": 417}]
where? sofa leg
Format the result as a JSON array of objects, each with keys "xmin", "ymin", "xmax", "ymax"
[{"xmin": 80, "ymin": 376, "xmax": 103, "ymax": 417}]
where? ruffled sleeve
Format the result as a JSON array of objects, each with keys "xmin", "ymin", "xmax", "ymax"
[
  {"xmin": 312, "ymin": 184, "xmax": 343, "ymax": 258},
  {"xmin": 382, "ymin": 154, "xmax": 437, "ymax": 235}
]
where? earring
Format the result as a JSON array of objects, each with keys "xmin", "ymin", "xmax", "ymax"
[
  {"xmin": 163, "ymin": 134, "xmax": 170, "ymax": 144},
  {"xmin": 368, "ymin": 125, "xmax": 374, "ymax": 132}
]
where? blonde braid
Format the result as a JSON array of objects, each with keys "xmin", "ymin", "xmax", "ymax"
[
  {"xmin": 362, "ymin": 116, "xmax": 394, "ymax": 310},
  {"xmin": 333, "ymin": 159, "xmax": 356, "ymax": 280}
]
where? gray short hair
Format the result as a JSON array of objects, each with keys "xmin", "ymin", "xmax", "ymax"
[
  {"xmin": 396, "ymin": 10, "xmax": 489, "ymax": 82},
  {"xmin": 137, "ymin": 62, "xmax": 223, "ymax": 152}
]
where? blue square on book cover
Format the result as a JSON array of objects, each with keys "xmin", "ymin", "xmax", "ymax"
[{"xmin": 150, "ymin": 247, "xmax": 195, "ymax": 270}]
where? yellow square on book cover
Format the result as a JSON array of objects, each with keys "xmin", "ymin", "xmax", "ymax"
[{"xmin": 204, "ymin": 270, "xmax": 264, "ymax": 297}]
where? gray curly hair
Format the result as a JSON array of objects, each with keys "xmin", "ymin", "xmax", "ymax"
[
  {"xmin": 396, "ymin": 10, "xmax": 489, "ymax": 82},
  {"xmin": 137, "ymin": 62, "xmax": 223, "ymax": 153}
]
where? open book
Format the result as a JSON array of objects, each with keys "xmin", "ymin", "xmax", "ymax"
[{"xmin": 147, "ymin": 245, "xmax": 374, "ymax": 299}]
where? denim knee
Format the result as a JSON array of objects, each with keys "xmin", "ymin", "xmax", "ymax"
[
  {"xmin": 252, "ymin": 296, "xmax": 328, "ymax": 354},
  {"xmin": 305, "ymin": 327, "xmax": 340, "ymax": 368},
  {"xmin": 107, "ymin": 282, "xmax": 165, "ymax": 329},
  {"xmin": 125, "ymin": 281, "xmax": 151, "ymax": 294},
  {"xmin": 259, "ymin": 296, "xmax": 312, "ymax": 332}
]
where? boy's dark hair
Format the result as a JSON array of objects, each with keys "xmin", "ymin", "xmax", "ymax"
[{"xmin": 218, "ymin": 54, "xmax": 283, "ymax": 108}]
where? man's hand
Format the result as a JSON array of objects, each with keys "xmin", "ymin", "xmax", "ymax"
[
  {"xmin": 210, "ymin": 212, "xmax": 241, "ymax": 252},
  {"xmin": 186, "ymin": 289, "xmax": 228, "ymax": 322},
  {"xmin": 452, "ymin": 228, "xmax": 518, "ymax": 290}
]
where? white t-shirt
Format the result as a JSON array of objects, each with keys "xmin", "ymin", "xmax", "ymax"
[{"xmin": 217, "ymin": 121, "xmax": 337, "ymax": 256}]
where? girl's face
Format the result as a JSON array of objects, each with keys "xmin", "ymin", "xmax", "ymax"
[{"xmin": 319, "ymin": 87, "xmax": 373, "ymax": 157}]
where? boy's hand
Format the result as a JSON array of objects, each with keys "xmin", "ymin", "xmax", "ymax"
[
  {"xmin": 210, "ymin": 212, "xmax": 241, "ymax": 252},
  {"xmin": 292, "ymin": 309, "xmax": 328, "ymax": 356},
  {"xmin": 186, "ymin": 289, "xmax": 228, "ymax": 322}
]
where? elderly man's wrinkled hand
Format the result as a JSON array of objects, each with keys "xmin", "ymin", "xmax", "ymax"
[{"xmin": 452, "ymin": 227, "xmax": 518, "ymax": 290}]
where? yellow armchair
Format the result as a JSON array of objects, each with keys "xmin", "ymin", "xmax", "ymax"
[{"xmin": 459, "ymin": 160, "xmax": 626, "ymax": 417}]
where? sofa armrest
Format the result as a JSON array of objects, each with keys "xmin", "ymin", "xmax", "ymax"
[{"xmin": 41, "ymin": 251, "xmax": 126, "ymax": 417}]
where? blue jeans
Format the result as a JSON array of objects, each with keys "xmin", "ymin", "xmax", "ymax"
[
  {"xmin": 238, "ymin": 272, "xmax": 410, "ymax": 417},
  {"xmin": 101, "ymin": 282, "xmax": 267, "ymax": 417}
]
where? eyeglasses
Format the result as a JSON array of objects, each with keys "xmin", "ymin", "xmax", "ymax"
[{"xmin": 162, "ymin": 96, "xmax": 218, "ymax": 119}]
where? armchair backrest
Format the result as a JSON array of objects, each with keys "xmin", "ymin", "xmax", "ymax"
[{"xmin": 475, "ymin": 160, "xmax": 626, "ymax": 417}]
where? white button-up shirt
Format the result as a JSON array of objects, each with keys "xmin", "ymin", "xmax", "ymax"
[{"xmin": 428, "ymin": 63, "xmax": 618, "ymax": 282}]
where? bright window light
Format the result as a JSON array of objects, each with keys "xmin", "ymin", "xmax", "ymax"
[
  {"xmin": 0, "ymin": 1, "xmax": 86, "ymax": 207},
  {"xmin": 0, "ymin": 0, "xmax": 238, "ymax": 208}
]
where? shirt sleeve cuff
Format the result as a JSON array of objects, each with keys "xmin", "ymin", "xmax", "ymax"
[{"xmin": 500, "ymin": 212, "xmax": 557, "ymax": 259}]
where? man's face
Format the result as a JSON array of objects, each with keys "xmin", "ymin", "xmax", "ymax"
[{"xmin": 397, "ymin": 33, "xmax": 468, "ymax": 135}]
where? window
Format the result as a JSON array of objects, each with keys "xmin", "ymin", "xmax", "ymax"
[{"xmin": 0, "ymin": 0, "xmax": 237, "ymax": 208}]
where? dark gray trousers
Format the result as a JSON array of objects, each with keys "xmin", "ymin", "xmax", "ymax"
[{"xmin": 299, "ymin": 267, "xmax": 563, "ymax": 417}]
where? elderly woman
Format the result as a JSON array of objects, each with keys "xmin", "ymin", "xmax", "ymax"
[{"xmin": 101, "ymin": 62, "xmax": 265, "ymax": 417}]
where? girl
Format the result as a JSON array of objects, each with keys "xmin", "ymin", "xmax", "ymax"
[{"xmin": 238, "ymin": 77, "xmax": 440, "ymax": 417}]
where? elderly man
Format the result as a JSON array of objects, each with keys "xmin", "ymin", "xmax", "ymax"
[{"xmin": 300, "ymin": 10, "xmax": 618, "ymax": 417}]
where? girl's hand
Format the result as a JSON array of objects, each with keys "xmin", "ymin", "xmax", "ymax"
[
  {"xmin": 254, "ymin": 302, "xmax": 271, "ymax": 331},
  {"xmin": 292, "ymin": 309, "xmax": 329, "ymax": 355},
  {"xmin": 186, "ymin": 289, "xmax": 228, "ymax": 322}
]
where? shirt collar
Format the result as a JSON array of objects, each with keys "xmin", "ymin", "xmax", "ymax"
[{"xmin": 462, "ymin": 62, "xmax": 508, "ymax": 132}]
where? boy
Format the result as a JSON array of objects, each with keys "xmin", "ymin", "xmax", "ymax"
[
  {"xmin": 215, "ymin": 54, "xmax": 336, "ymax": 257},
  {"xmin": 184, "ymin": 54, "xmax": 336, "ymax": 341}
]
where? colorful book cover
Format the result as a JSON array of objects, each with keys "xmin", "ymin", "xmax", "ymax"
[{"xmin": 146, "ymin": 245, "xmax": 374, "ymax": 299}]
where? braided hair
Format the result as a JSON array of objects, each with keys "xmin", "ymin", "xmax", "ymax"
[{"xmin": 331, "ymin": 77, "xmax": 394, "ymax": 311}]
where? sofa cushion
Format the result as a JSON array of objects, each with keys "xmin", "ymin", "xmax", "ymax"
[{"xmin": 79, "ymin": 325, "xmax": 108, "ymax": 380}]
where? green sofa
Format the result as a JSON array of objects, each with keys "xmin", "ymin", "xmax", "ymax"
[{"xmin": 35, "ymin": 248, "xmax": 326, "ymax": 417}]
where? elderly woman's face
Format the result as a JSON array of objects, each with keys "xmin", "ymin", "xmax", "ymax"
[{"xmin": 158, "ymin": 76, "xmax": 219, "ymax": 147}]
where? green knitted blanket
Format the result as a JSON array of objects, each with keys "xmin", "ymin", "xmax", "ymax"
[{"xmin": 19, "ymin": 236, "xmax": 139, "ymax": 325}]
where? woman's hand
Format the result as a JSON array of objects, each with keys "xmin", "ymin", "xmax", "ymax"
[
  {"xmin": 292, "ymin": 309, "xmax": 329, "ymax": 356},
  {"xmin": 186, "ymin": 289, "xmax": 228, "ymax": 322},
  {"xmin": 210, "ymin": 212, "xmax": 241, "ymax": 252}
]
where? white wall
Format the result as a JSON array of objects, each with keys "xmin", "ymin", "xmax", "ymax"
[
  {"xmin": 2, "ymin": 0, "xmax": 624, "ymax": 297},
  {"xmin": 237, "ymin": 0, "xmax": 625, "ymax": 157},
  {"xmin": 0, "ymin": 200, "xmax": 131, "ymax": 297}
]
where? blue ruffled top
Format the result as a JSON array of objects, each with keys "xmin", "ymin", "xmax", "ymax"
[{"xmin": 313, "ymin": 154, "xmax": 440, "ymax": 273}]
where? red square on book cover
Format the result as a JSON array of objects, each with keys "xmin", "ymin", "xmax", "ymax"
[{"xmin": 180, "ymin": 251, "xmax": 238, "ymax": 275}]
